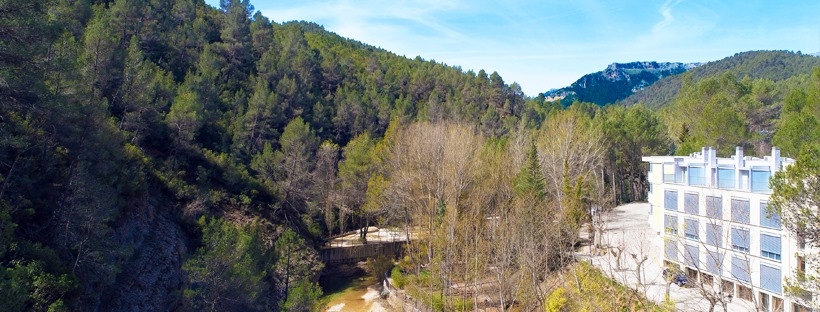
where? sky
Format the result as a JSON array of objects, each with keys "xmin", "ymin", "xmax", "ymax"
[{"xmin": 209, "ymin": 0, "xmax": 820, "ymax": 96}]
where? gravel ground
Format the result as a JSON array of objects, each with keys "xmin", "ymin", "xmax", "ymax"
[{"xmin": 578, "ymin": 202, "xmax": 757, "ymax": 312}]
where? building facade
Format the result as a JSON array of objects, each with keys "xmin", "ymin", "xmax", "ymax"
[{"xmin": 643, "ymin": 147, "xmax": 810, "ymax": 312}]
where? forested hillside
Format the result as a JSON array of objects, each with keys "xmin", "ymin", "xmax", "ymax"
[
  {"xmin": 4, "ymin": 0, "xmax": 820, "ymax": 311},
  {"xmin": 623, "ymin": 51, "xmax": 820, "ymax": 109},
  {"xmin": 622, "ymin": 51, "xmax": 820, "ymax": 159},
  {"xmin": 0, "ymin": 0, "xmax": 547, "ymax": 310}
]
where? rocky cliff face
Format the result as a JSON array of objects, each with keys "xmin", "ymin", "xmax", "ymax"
[
  {"xmin": 99, "ymin": 197, "xmax": 189, "ymax": 311},
  {"xmin": 101, "ymin": 209, "xmax": 186, "ymax": 312},
  {"xmin": 543, "ymin": 61, "xmax": 701, "ymax": 106}
]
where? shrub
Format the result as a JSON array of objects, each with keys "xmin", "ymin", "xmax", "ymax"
[
  {"xmin": 366, "ymin": 254, "xmax": 394, "ymax": 283},
  {"xmin": 545, "ymin": 287, "xmax": 568, "ymax": 312},
  {"xmin": 391, "ymin": 267, "xmax": 405, "ymax": 289}
]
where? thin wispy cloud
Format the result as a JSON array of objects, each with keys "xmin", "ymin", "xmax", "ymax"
[
  {"xmin": 216, "ymin": 0, "xmax": 820, "ymax": 95},
  {"xmin": 655, "ymin": 0, "xmax": 680, "ymax": 32}
]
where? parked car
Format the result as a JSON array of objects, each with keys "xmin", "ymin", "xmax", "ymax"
[
  {"xmin": 662, "ymin": 268, "xmax": 688, "ymax": 286},
  {"xmin": 673, "ymin": 273, "xmax": 688, "ymax": 286}
]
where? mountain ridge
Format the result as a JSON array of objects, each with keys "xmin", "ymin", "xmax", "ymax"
[
  {"xmin": 543, "ymin": 61, "xmax": 702, "ymax": 105},
  {"xmin": 622, "ymin": 50, "xmax": 820, "ymax": 109}
]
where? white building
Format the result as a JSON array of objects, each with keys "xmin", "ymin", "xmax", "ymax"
[{"xmin": 643, "ymin": 146, "xmax": 811, "ymax": 312}]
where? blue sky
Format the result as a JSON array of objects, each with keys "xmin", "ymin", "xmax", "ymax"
[{"xmin": 210, "ymin": 0, "xmax": 820, "ymax": 96}]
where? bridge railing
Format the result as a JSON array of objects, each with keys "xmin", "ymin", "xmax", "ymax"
[{"xmin": 320, "ymin": 241, "xmax": 406, "ymax": 264}]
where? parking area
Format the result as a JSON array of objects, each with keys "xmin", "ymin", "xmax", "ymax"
[{"xmin": 578, "ymin": 202, "xmax": 757, "ymax": 311}]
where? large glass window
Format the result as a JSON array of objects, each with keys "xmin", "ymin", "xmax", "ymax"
[
  {"xmin": 684, "ymin": 219, "xmax": 699, "ymax": 240},
  {"xmin": 665, "ymin": 239, "xmax": 677, "ymax": 260},
  {"xmin": 731, "ymin": 256, "xmax": 750, "ymax": 283},
  {"xmin": 664, "ymin": 214, "xmax": 678, "ymax": 235},
  {"xmin": 731, "ymin": 227, "xmax": 750, "ymax": 252},
  {"xmin": 684, "ymin": 193, "xmax": 699, "ymax": 214},
  {"xmin": 706, "ymin": 196, "xmax": 722, "ymax": 219},
  {"xmin": 751, "ymin": 169, "xmax": 771, "ymax": 193},
  {"xmin": 706, "ymin": 250, "xmax": 723, "ymax": 275},
  {"xmin": 760, "ymin": 202, "xmax": 781, "ymax": 229},
  {"xmin": 664, "ymin": 190, "xmax": 678, "ymax": 211},
  {"xmin": 689, "ymin": 166, "xmax": 706, "ymax": 186},
  {"xmin": 760, "ymin": 264, "xmax": 782, "ymax": 294},
  {"xmin": 718, "ymin": 167, "xmax": 736, "ymax": 189},
  {"xmin": 684, "ymin": 244, "xmax": 699, "ymax": 268},
  {"xmin": 731, "ymin": 198, "xmax": 750, "ymax": 224},
  {"xmin": 706, "ymin": 223, "xmax": 722, "ymax": 247},
  {"xmin": 761, "ymin": 234, "xmax": 782, "ymax": 261}
]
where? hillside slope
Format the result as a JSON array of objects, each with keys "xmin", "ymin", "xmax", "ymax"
[
  {"xmin": 0, "ymin": 1, "xmax": 532, "ymax": 310},
  {"xmin": 623, "ymin": 51, "xmax": 820, "ymax": 109}
]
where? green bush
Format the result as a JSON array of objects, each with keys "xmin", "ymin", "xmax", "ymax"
[
  {"xmin": 391, "ymin": 267, "xmax": 405, "ymax": 289},
  {"xmin": 366, "ymin": 254, "xmax": 394, "ymax": 283},
  {"xmin": 545, "ymin": 287, "xmax": 568, "ymax": 312}
]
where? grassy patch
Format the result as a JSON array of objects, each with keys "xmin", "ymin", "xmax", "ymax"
[{"xmin": 545, "ymin": 261, "xmax": 671, "ymax": 312}]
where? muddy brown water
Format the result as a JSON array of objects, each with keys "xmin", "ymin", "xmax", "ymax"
[{"xmin": 322, "ymin": 275, "xmax": 384, "ymax": 311}]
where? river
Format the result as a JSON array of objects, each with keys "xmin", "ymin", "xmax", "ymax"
[
  {"xmin": 320, "ymin": 227, "xmax": 407, "ymax": 311},
  {"xmin": 321, "ymin": 276, "xmax": 386, "ymax": 312}
]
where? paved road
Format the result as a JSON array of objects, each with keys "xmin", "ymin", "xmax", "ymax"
[{"xmin": 578, "ymin": 202, "xmax": 757, "ymax": 312}]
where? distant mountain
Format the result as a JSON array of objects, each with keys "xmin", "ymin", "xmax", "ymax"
[
  {"xmin": 543, "ymin": 62, "xmax": 701, "ymax": 106},
  {"xmin": 623, "ymin": 50, "xmax": 820, "ymax": 109}
]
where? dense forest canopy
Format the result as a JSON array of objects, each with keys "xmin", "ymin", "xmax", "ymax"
[{"xmin": 1, "ymin": 0, "xmax": 820, "ymax": 310}]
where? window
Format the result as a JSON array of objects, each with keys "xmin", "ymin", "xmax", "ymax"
[
  {"xmin": 665, "ymin": 239, "xmax": 677, "ymax": 261},
  {"xmin": 731, "ymin": 228, "xmax": 750, "ymax": 252},
  {"xmin": 718, "ymin": 167, "xmax": 736, "ymax": 189},
  {"xmin": 689, "ymin": 166, "xmax": 705, "ymax": 186},
  {"xmin": 760, "ymin": 292, "xmax": 770, "ymax": 312},
  {"xmin": 772, "ymin": 296, "xmax": 783, "ymax": 312},
  {"xmin": 760, "ymin": 234, "xmax": 781, "ymax": 261},
  {"xmin": 664, "ymin": 214, "xmax": 678, "ymax": 235},
  {"xmin": 731, "ymin": 256, "xmax": 750, "ymax": 283},
  {"xmin": 760, "ymin": 264, "xmax": 782, "ymax": 294},
  {"xmin": 760, "ymin": 202, "xmax": 781, "ymax": 229},
  {"xmin": 706, "ymin": 196, "xmax": 722, "ymax": 219},
  {"xmin": 706, "ymin": 223, "xmax": 722, "ymax": 247},
  {"xmin": 664, "ymin": 190, "xmax": 678, "ymax": 210},
  {"xmin": 684, "ymin": 219, "xmax": 699, "ymax": 240},
  {"xmin": 684, "ymin": 193, "xmax": 699, "ymax": 214},
  {"xmin": 722, "ymin": 280, "xmax": 734, "ymax": 294},
  {"xmin": 737, "ymin": 284, "xmax": 753, "ymax": 301},
  {"xmin": 731, "ymin": 198, "xmax": 750, "ymax": 224},
  {"xmin": 701, "ymin": 273, "xmax": 714, "ymax": 287},
  {"xmin": 706, "ymin": 250, "xmax": 723, "ymax": 275},
  {"xmin": 686, "ymin": 267, "xmax": 698, "ymax": 282},
  {"xmin": 751, "ymin": 169, "xmax": 771, "ymax": 193},
  {"xmin": 684, "ymin": 244, "xmax": 699, "ymax": 268}
]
